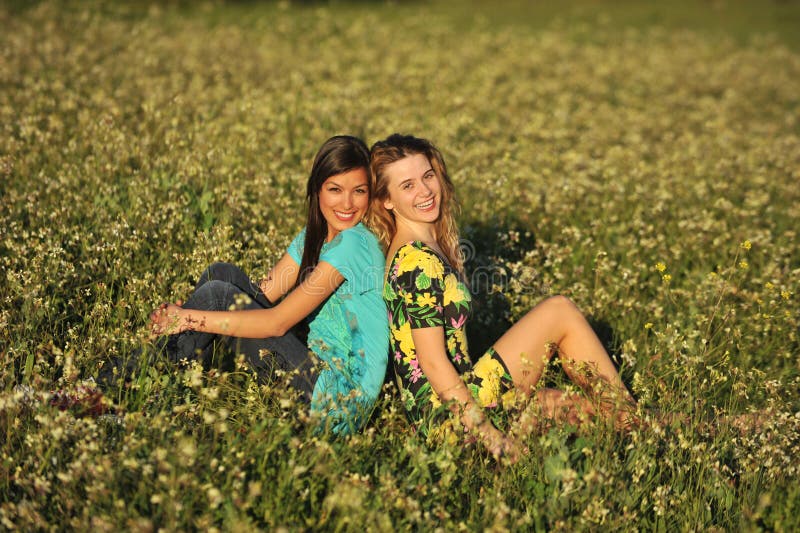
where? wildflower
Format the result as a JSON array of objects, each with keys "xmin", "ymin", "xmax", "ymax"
[
  {"xmin": 655, "ymin": 262, "xmax": 666, "ymax": 272},
  {"xmin": 207, "ymin": 486, "xmax": 223, "ymax": 509},
  {"xmin": 741, "ymin": 240, "xmax": 752, "ymax": 250},
  {"xmin": 662, "ymin": 274, "xmax": 672, "ymax": 284},
  {"xmin": 739, "ymin": 260, "xmax": 748, "ymax": 269},
  {"xmin": 644, "ymin": 322, "xmax": 653, "ymax": 330}
]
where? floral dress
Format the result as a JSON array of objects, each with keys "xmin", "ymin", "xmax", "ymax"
[{"xmin": 384, "ymin": 241, "xmax": 517, "ymax": 434}]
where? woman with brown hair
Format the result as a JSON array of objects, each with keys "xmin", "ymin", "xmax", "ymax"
[{"xmin": 147, "ymin": 135, "xmax": 389, "ymax": 435}]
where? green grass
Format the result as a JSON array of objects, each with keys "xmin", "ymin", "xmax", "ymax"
[
  {"xmin": 439, "ymin": 0, "xmax": 800, "ymax": 49},
  {"xmin": 1, "ymin": 1, "xmax": 799, "ymax": 530}
]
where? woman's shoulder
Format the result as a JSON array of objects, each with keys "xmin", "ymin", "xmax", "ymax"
[
  {"xmin": 322, "ymin": 224, "xmax": 384, "ymax": 268},
  {"xmin": 329, "ymin": 223, "xmax": 381, "ymax": 251},
  {"xmin": 390, "ymin": 240, "xmax": 444, "ymax": 264},
  {"xmin": 388, "ymin": 240, "xmax": 449, "ymax": 283}
]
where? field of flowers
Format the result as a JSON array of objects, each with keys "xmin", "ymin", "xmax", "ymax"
[{"xmin": 2, "ymin": 1, "xmax": 799, "ymax": 530}]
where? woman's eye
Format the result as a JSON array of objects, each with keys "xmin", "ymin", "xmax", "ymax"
[
  {"xmin": 402, "ymin": 183, "xmax": 412, "ymax": 190},
  {"xmin": 355, "ymin": 188, "xmax": 367, "ymax": 194}
]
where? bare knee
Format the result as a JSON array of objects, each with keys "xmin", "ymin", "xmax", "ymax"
[{"xmin": 541, "ymin": 295, "xmax": 580, "ymax": 317}]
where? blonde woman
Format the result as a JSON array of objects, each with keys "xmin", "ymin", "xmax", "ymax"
[{"xmin": 368, "ymin": 134, "xmax": 637, "ymax": 459}]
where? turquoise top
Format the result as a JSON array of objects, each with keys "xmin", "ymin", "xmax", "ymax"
[{"xmin": 287, "ymin": 222, "xmax": 389, "ymax": 435}]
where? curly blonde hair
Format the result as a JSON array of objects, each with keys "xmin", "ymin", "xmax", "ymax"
[{"xmin": 366, "ymin": 134, "xmax": 464, "ymax": 274}]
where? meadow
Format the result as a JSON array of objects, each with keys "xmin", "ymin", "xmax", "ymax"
[{"xmin": 1, "ymin": 0, "xmax": 799, "ymax": 530}]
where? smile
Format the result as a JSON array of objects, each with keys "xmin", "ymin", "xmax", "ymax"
[
  {"xmin": 334, "ymin": 210, "xmax": 357, "ymax": 221},
  {"xmin": 415, "ymin": 198, "xmax": 435, "ymax": 210}
]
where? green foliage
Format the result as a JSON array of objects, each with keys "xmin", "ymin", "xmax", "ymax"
[{"xmin": 1, "ymin": 1, "xmax": 799, "ymax": 530}]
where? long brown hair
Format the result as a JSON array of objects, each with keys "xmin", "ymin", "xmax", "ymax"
[
  {"xmin": 367, "ymin": 134, "xmax": 463, "ymax": 274},
  {"xmin": 298, "ymin": 135, "xmax": 371, "ymax": 285}
]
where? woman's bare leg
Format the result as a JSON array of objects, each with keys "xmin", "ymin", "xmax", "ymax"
[
  {"xmin": 493, "ymin": 295, "xmax": 636, "ymax": 426},
  {"xmin": 512, "ymin": 389, "xmax": 597, "ymax": 435}
]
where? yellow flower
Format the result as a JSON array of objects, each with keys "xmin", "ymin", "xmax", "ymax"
[
  {"xmin": 392, "ymin": 322, "xmax": 415, "ymax": 358},
  {"xmin": 443, "ymin": 273, "xmax": 469, "ymax": 306},
  {"xmin": 644, "ymin": 322, "xmax": 653, "ymax": 330},
  {"xmin": 447, "ymin": 335, "xmax": 457, "ymax": 354},
  {"xmin": 501, "ymin": 389, "xmax": 518, "ymax": 409},
  {"xmin": 473, "ymin": 354, "xmax": 504, "ymax": 381},
  {"xmin": 426, "ymin": 418, "xmax": 458, "ymax": 447},
  {"xmin": 738, "ymin": 260, "xmax": 748, "ymax": 270},
  {"xmin": 662, "ymin": 274, "xmax": 672, "ymax": 284},
  {"xmin": 477, "ymin": 382, "xmax": 499, "ymax": 407},
  {"xmin": 401, "ymin": 291, "xmax": 414, "ymax": 305},
  {"xmin": 452, "ymin": 328, "xmax": 467, "ymax": 355},
  {"xmin": 396, "ymin": 250, "xmax": 420, "ymax": 275},
  {"xmin": 397, "ymin": 248, "xmax": 444, "ymax": 280},
  {"xmin": 477, "ymin": 378, "xmax": 503, "ymax": 407},
  {"xmin": 741, "ymin": 240, "xmax": 752, "ymax": 250},
  {"xmin": 416, "ymin": 292, "xmax": 437, "ymax": 307},
  {"xmin": 655, "ymin": 262, "xmax": 666, "ymax": 273},
  {"xmin": 430, "ymin": 390, "xmax": 442, "ymax": 408}
]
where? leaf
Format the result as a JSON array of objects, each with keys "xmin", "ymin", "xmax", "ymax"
[
  {"xmin": 415, "ymin": 272, "xmax": 431, "ymax": 290},
  {"xmin": 383, "ymin": 282, "xmax": 396, "ymax": 301}
]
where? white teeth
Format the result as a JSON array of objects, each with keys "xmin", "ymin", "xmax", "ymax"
[
  {"xmin": 416, "ymin": 199, "xmax": 434, "ymax": 209},
  {"xmin": 335, "ymin": 211, "xmax": 355, "ymax": 219}
]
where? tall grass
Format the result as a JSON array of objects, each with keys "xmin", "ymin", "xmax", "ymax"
[{"xmin": 1, "ymin": 1, "xmax": 798, "ymax": 530}]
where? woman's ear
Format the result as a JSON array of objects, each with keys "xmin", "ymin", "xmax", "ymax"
[{"xmin": 383, "ymin": 199, "xmax": 394, "ymax": 210}]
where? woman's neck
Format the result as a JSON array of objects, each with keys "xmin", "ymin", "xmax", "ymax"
[{"xmin": 393, "ymin": 220, "xmax": 438, "ymax": 249}]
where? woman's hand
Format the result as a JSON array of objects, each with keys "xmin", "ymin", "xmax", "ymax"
[
  {"xmin": 149, "ymin": 301, "xmax": 187, "ymax": 336},
  {"xmin": 480, "ymin": 424, "xmax": 523, "ymax": 464}
]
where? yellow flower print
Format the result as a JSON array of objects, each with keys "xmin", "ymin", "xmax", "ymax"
[
  {"xmin": 403, "ymin": 291, "xmax": 414, "ymax": 305},
  {"xmin": 397, "ymin": 248, "xmax": 444, "ymax": 280},
  {"xmin": 452, "ymin": 328, "xmax": 467, "ymax": 355},
  {"xmin": 443, "ymin": 273, "xmax": 469, "ymax": 306},
  {"xmin": 447, "ymin": 335, "xmax": 457, "ymax": 354},
  {"xmin": 501, "ymin": 389, "xmax": 517, "ymax": 409},
  {"xmin": 473, "ymin": 354, "xmax": 504, "ymax": 407},
  {"xmin": 430, "ymin": 389, "xmax": 442, "ymax": 408},
  {"xmin": 426, "ymin": 418, "xmax": 458, "ymax": 447},
  {"xmin": 477, "ymin": 381, "xmax": 500, "ymax": 407},
  {"xmin": 417, "ymin": 252, "xmax": 445, "ymax": 280},
  {"xmin": 473, "ymin": 355, "xmax": 504, "ymax": 381},
  {"xmin": 392, "ymin": 322, "xmax": 415, "ymax": 359},
  {"xmin": 396, "ymin": 248, "xmax": 424, "ymax": 275},
  {"xmin": 416, "ymin": 292, "xmax": 436, "ymax": 307}
]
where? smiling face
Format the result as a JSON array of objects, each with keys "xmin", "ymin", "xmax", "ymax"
[
  {"xmin": 381, "ymin": 153, "xmax": 441, "ymax": 227},
  {"xmin": 318, "ymin": 167, "xmax": 370, "ymax": 241}
]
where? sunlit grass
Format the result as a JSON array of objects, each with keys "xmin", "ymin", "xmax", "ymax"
[{"xmin": 1, "ymin": 1, "xmax": 798, "ymax": 530}]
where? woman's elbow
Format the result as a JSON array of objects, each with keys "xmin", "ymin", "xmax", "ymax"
[{"xmin": 270, "ymin": 322, "xmax": 290, "ymax": 338}]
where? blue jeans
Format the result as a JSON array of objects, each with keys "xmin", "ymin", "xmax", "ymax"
[{"xmin": 172, "ymin": 262, "xmax": 318, "ymax": 401}]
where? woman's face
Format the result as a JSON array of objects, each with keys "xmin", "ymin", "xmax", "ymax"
[
  {"xmin": 318, "ymin": 167, "xmax": 370, "ymax": 241},
  {"xmin": 382, "ymin": 153, "xmax": 441, "ymax": 226}
]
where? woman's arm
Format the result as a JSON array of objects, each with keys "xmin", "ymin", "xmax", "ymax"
[
  {"xmin": 411, "ymin": 327, "xmax": 521, "ymax": 461},
  {"xmin": 258, "ymin": 252, "xmax": 300, "ymax": 304},
  {"xmin": 151, "ymin": 261, "xmax": 344, "ymax": 338}
]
